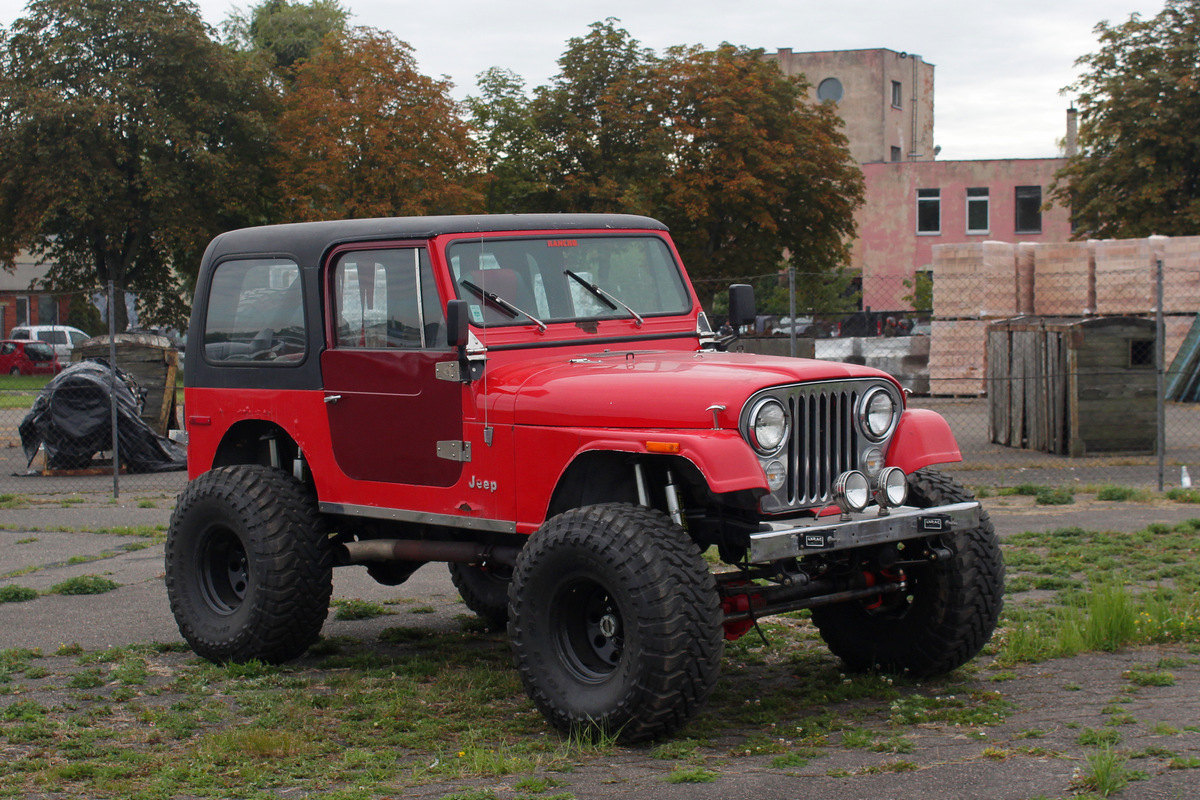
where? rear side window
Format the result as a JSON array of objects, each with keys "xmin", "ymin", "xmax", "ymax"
[
  {"xmin": 37, "ymin": 330, "xmax": 66, "ymax": 345},
  {"xmin": 25, "ymin": 342, "xmax": 55, "ymax": 360},
  {"xmin": 10, "ymin": 329, "xmax": 29, "ymax": 340},
  {"xmin": 203, "ymin": 258, "xmax": 306, "ymax": 364}
]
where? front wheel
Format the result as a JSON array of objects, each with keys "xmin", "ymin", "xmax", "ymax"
[
  {"xmin": 508, "ymin": 504, "xmax": 723, "ymax": 743},
  {"xmin": 811, "ymin": 468, "xmax": 1005, "ymax": 676},
  {"xmin": 165, "ymin": 465, "xmax": 332, "ymax": 663}
]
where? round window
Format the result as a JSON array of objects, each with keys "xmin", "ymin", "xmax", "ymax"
[{"xmin": 817, "ymin": 77, "xmax": 844, "ymax": 103}]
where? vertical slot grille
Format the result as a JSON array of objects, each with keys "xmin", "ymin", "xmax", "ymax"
[{"xmin": 786, "ymin": 387, "xmax": 859, "ymax": 506}]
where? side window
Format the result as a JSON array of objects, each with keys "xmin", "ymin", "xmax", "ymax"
[
  {"xmin": 70, "ymin": 331, "xmax": 89, "ymax": 346},
  {"xmin": 916, "ymin": 188, "xmax": 940, "ymax": 234},
  {"xmin": 204, "ymin": 258, "xmax": 305, "ymax": 364},
  {"xmin": 40, "ymin": 331, "xmax": 66, "ymax": 345},
  {"xmin": 1015, "ymin": 185, "xmax": 1043, "ymax": 234},
  {"xmin": 333, "ymin": 248, "xmax": 446, "ymax": 350},
  {"xmin": 1, "ymin": 343, "xmax": 14, "ymax": 355}
]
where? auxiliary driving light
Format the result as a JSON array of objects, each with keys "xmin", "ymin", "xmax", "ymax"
[
  {"xmin": 833, "ymin": 470, "xmax": 871, "ymax": 517},
  {"xmin": 875, "ymin": 466, "xmax": 908, "ymax": 513}
]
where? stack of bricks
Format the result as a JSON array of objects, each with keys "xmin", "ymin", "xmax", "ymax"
[
  {"xmin": 928, "ymin": 235, "xmax": 1200, "ymax": 396},
  {"xmin": 1032, "ymin": 241, "xmax": 1093, "ymax": 316},
  {"xmin": 929, "ymin": 241, "xmax": 1018, "ymax": 395}
]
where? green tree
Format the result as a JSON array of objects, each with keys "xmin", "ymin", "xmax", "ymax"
[
  {"xmin": 1051, "ymin": 0, "xmax": 1200, "ymax": 238},
  {"xmin": 465, "ymin": 67, "xmax": 554, "ymax": 213},
  {"xmin": 0, "ymin": 0, "xmax": 275, "ymax": 330},
  {"xmin": 531, "ymin": 19, "xmax": 668, "ymax": 213},
  {"xmin": 224, "ymin": 0, "xmax": 348, "ymax": 74},
  {"xmin": 272, "ymin": 27, "xmax": 484, "ymax": 220}
]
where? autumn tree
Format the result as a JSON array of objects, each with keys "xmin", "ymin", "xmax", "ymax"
[
  {"xmin": 1051, "ymin": 0, "xmax": 1200, "ymax": 238},
  {"xmin": 273, "ymin": 27, "xmax": 484, "ymax": 221},
  {"xmin": 651, "ymin": 44, "xmax": 863, "ymax": 294},
  {"xmin": 0, "ymin": 0, "xmax": 275, "ymax": 330}
]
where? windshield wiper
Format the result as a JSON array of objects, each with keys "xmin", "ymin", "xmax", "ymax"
[
  {"xmin": 564, "ymin": 270, "xmax": 643, "ymax": 327},
  {"xmin": 460, "ymin": 279, "xmax": 547, "ymax": 332}
]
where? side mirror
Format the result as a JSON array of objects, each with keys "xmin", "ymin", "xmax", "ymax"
[
  {"xmin": 727, "ymin": 284, "xmax": 756, "ymax": 330},
  {"xmin": 446, "ymin": 299, "xmax": 470, "ymax": 349}
]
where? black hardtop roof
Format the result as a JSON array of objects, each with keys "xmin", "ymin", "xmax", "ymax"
[{"xmin": 203, "ymin": 213, "xmax": 669, "ymax": 263}]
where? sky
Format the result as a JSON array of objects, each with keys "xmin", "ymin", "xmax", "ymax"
[{"xmin": 0, "ymin": 0, "xmax": 1171, "ymax": 161}]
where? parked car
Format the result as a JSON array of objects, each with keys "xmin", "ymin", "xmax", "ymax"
[
  {"xmin": 8, "ymin": 325, "xmax": 90, "ymax": 361},
  {"xmin": 0, "ymin": 340, "xmax": 62, "ymax": 375}
]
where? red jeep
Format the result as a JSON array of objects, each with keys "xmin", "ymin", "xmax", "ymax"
[{"xmin": 167, "ymin": 214, "xmax": 1003, "ymax": 742}]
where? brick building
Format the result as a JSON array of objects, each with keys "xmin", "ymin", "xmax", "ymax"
[{"xmin": 0, "ymin": 252, "xmax": 70, "ymax": 337}]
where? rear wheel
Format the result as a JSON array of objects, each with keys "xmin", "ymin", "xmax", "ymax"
[
  {"xmin": 509, "ymin": 503, "xmax": 723, "ymax": 743},
  {"xmin": 165, "ymin": 465, "xmax": 332, "ymax": 663},
  {"xmin": 449, "ymin": 561, "xmax": 511, "ymax": 627},
  {"xmin": 811, "ymin": 468, "xmax": 1004, "ymax": 676}
]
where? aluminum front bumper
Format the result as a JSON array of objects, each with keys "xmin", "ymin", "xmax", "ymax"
[{"xmin": 747, "ymin": 501, "xmax": 982, "ymax": 563}]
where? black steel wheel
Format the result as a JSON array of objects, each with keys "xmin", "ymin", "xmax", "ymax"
[
  {"xmin": 165, "ymin": 465, "xmax": 332, "ymax": 663},
  {"xmin": 448, "ymin": 561, "xmax": 511, "ymax": 627},
  {"xmin": 508, "ymin": 503, "xmax": 723, "ymax": 743},
  {"xmin": 811, "ymin": 468, "xmax": 1005, "ymax": 676}
]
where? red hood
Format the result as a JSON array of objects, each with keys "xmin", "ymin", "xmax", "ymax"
[{"xmin": 482, "ymin": 350, "xmax": 898, "ymax": 429}]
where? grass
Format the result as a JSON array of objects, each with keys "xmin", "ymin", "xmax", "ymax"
[
  {"xmin": 0, "ymin": 513, "xmax": 1198, "ymax": 798},
  {"xmin": 48, "ymin": 575, "xmax": 120, "ymax": 595}
]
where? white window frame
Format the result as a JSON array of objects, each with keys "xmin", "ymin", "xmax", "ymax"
[
  {"xmin": 966, "ymin": 187, "xmax": 990, "ymax": 235},
  {"xmin": 916, "ymin": 189, "xmax": 940, "ymax": 235}
]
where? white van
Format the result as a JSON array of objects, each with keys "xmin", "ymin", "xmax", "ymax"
[{"xmin": 9, "ymin": 325, "xmax": 91, "ymax": 360}]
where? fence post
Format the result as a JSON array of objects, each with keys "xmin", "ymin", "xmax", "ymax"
[
  {"xmin": 1156, "ymin": 259, "xmax": 1165, "ymax": 492},
  {"xmin": 788, "ymin": 267, "xmax": 796, "ymax": 359},
  {"xmin": 107, "ymin": 280, "xmax": 120, "ymax": 499}
]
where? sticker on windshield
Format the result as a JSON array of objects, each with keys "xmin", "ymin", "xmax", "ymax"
[
  {"xmin": 470, "ymin": 305, "xmax": 484, "ymax": 324},
  {"xmin": 547, "ymin": 239, "xmax": 577, "ymax": 248}
]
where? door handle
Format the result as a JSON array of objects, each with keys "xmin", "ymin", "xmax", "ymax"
[{"xmin": 324, "ymin": 395, "xmax": 341, "ymax": 404}]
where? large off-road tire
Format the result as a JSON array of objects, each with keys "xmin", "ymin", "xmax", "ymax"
[
  {"xmin": 449, "ymin": 561, "xmax": 511, "ymax": 627},
  {"xmin": 165, "ymin": 465, "xmax": 332, "ymax": 664},
  {"xmin": 811, "ymin": 468, "xmax": 1004, "ymax": 676},
  {"xmin": 508, "ymin": 503, "xmax": 723, "ymax": 743}
]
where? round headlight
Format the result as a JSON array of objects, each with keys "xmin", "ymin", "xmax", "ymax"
[
  {"xmin": 749, "ymin": 398, "xmax": 789, "ymax": 454},
  {"xmin": 861, "ymin": 387, "xmax": 897, "ymax": 440}
]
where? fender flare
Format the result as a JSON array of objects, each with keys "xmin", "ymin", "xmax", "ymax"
[{"xmin": 887, "ymin": 408, "xmax": 962, "ymax": 473}]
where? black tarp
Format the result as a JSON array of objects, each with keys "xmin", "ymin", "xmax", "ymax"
[{"xmin": 19, "ymin": 360, "xmax": 186, "ymax": 473}]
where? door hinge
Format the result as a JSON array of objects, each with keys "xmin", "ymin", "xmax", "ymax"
[
  {"xmin": 435, "ymin": 362, "xmax": 462, "ymax": 382},
  {"xmin": 437, "ymin": 440, "xmax": 472, "ymax": 462}
]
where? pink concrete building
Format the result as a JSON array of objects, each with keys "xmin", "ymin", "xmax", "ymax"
[
  {"xmin": 854, "ymin": 158, "xmax": 1071, "ymax": 310},
  {"xmin": 767, "ymin": 48, "xmax": 1074, "ymax": 313}
]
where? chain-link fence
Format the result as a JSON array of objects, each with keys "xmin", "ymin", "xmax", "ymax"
[
  {"xmin": 1, "ymin": 286, "xmax": 187, "ymax": 498},
  {"xmin": 6, "ymin": 239, "xmax": 1199, "ymax": 498}
]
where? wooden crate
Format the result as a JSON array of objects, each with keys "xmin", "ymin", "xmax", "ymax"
[
  {"xmin": 987, "ymin": 316, "xmax": 1156, "ymax": 456},
  {"xmin": 73, "ymin": 333, "xmax": 180, "ymax": 436}
]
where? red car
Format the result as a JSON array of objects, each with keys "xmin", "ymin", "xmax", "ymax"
[
  {"xmin": 0, "ymin": 339, "xmax": 62, "ymax": 375},
  {"xmin": 169, "ymin": 214, "xmax": 1003, "ymax": 743}
]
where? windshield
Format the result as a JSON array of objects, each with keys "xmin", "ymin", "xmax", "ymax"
[
  {"xmin": 446, "ymin": 235, "xmax": 690, "ymax": 327},
  {"xmin": 24, "ymin": 342, "xmax": 55, "ymax": 360}
]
